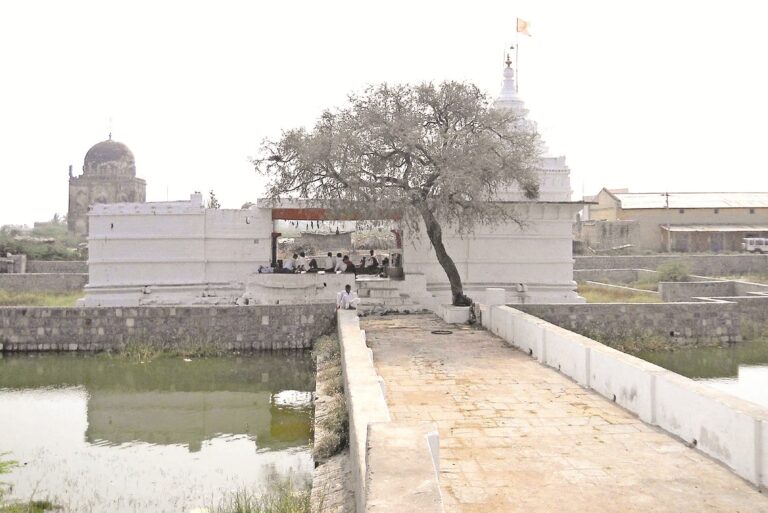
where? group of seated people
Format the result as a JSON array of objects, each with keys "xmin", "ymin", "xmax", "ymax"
[{"xmin": 260, "ymin": 250, "xmax": 390, "ymax": 275}]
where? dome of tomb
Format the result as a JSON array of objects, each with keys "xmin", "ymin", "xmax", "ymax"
[{"xmin": 82, "ymin": 137, "xmax": 136, "ymax": 177}]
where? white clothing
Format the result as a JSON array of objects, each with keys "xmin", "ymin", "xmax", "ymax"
[
  {"xmin": 296, "ymin": 256, "xmax": 308, "ymax": 271},
  {"xmin": 337, "ymin": 290, "xmax": 360, "ymax": 309},
  {"xmin": 335, "ymin": 260, "xmax": 345, "ymax": 272},
  {"xmin": 283, "ymin": 259, "xmax": 295, "ymax": 271}
]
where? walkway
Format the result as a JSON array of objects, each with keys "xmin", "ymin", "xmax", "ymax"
[{"xmin": 362, "ymin": 313, "xmax": 768, "ymax": 513}]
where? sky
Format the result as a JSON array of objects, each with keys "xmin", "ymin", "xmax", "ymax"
[{"xmin": 1, "ymin": 0, "xmax": 767, "ymax": 225}]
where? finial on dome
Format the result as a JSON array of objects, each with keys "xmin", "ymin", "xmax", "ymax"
[
  {"xmin": 108, "ymin": 132, "xmax": 112, "ymax": 141},
  {"xmin": 505, "ymin": 50, "xmax": 513, "ymax": 68}
]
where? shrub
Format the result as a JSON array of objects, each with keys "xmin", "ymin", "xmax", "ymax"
[{"xmin": 657, "ymin": 262, "xmax": 689, "ymax": 282}]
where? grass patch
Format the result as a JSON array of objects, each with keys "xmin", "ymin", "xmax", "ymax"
[
  {"xmin": 627, "ymin": 275, "xmax": 660, "ymax": 291},
  {"xmin": 0, "ymin": 290, "xmax": 83, "ymax": 307},
  {"xmin": 213, "ymin": 481, "xmax": 310, "ymax": 513},
  {"xmin": 0, "ymin": 501, "xmax": 60, "ymax": 513},
  {"xmin": 577, "ymin": 283, "xmax": 661, "ymax": 303},
  {"xmin": 114, "ymin": 339, "xmax": 233, "ymax": 363}
]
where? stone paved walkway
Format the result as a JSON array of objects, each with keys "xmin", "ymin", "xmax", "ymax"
[{"xmin": 363, "ymin": 314, "xmax": 768, "ymax": 513}]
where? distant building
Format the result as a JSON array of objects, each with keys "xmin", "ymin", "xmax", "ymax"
[
  {"xmin": 585, "ymin": 188, "xmax": 768, "ymax": 252},
  {"xmin": 68, "ymin": 136, "xmax": 146, "ymax": 236}
]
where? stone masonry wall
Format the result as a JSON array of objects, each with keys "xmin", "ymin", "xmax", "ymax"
[
  {"xmin": 0, "ymin": 303, "xmax": 336, "ymax": 351},
  {"xmin": 659, "ymin": 281, "xmax": 737, "ymax": 302},
  {"xmin": 0, "ymin": 274, "xmax": 88, "ymax": 293},
  {"xmin": 26, "ymin": 261, "xmax": 88, "ymax": 274},
  {"xmin": 515, "ymin": 302, "xmax": 741, "ymax": 346},
  {"xmin": 574, "ymin": 254, "xmax": 768, "ymax": 275}
]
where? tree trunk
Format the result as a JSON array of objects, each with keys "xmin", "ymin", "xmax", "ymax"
[{"xmin": 419, "ymin": 206, "xmax": 467, "ymax": 306}]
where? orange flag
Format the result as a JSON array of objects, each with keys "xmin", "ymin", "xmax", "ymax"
[{"xmin": 517, "ymin": 18, "xmax": 531, "ymax": 36}]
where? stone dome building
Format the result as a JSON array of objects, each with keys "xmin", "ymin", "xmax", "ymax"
[{"xmin": 67, "ymin": 136, "xmax": 146, "ymax": 235}]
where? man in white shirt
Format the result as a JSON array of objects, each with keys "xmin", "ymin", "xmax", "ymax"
[
  {"xmin": 296, "ymin": 251, "xmax": 308, "ymax": 272},
  {"xmin": 335, "ymin": 254, "xmax": 346, "ymax": 273},
  {"xmin": 337, "ymin": 284, "xmax": 360, "ymax": 310},
  {"xmin": 283, "ymin": 254, "xmax": 297, "ymax": 272}
]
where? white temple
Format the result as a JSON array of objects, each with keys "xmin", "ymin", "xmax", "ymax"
[
  {"xmin": 401, "ymin": 57, "xmax": 582, "ymax": 305},
  {"xmin": 82, "ymin": 59, "xmax": 584, "ymax": 308}
]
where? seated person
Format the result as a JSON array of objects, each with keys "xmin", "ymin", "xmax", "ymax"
[
  {"xmin": 379, "ymin": 256, "xmax": 390, "ymax": 277},
  {"xmin": 364, "ymin": 249, "xmax": 379, "ymax": 274},
  {"xmin": 340, "ymin": 255, "xmax": 356, "ymax": 274},
  {"xmin": 334, "ymin": 253, "xmax": 345, "ymax": 273},
  {"xmin": 296, "ymin": 251, "xmax": 308, "ymax": 272},
  {"xmin": 307, "ymin": 258, "xmax": 319, "ymax": 272},
  {"xmin": 336, "ymin": 284, "xmax": 360, "ymax": 310},
  {"xmin": 282, "ymin": 254, "xmax": 297, "ymax": 272},
  {"xmin": 325, "ymin": 252, "xmax": 336, "ymax": 272}
]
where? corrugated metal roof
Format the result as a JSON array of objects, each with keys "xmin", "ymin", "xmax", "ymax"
[
  {"xmin": 661, "ymin": 225, "xmax": 768, "ymax": 232},
  {"xmin": 614, "ymin": 192, "xmax": 768, "ymax": 209}
]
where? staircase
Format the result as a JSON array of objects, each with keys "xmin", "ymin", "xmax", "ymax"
[{"xmin": 356, "ymin": 278, "xmax": 427, "ymax": 315}]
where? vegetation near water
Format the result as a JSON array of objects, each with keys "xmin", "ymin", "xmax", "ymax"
[
  {"xmin": 312, "ymin": 334, "xmax": 349, "ymax": 461},
  {"xmin": 0, "ymin": 290, "xmax": 83, "ymax": 307},
  {"xmin": 0, "ymin": 455, "xmax": 58, "ymax": 513},
  {"xmin": 214, "ymin": 481, "xmax": 310, "ymax": 513}
]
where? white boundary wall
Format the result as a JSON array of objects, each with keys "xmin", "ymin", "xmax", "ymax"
[
  {"xmin": 337, "ymin": 311, "xmax": 443, "ymax": 513},
  {"xmin": 482, "ymin": 305, "xmax": 768, "ymax": 489},
  {"xmin": 404, "ymin": 202, "xmax": 584, "ymax": 306}
]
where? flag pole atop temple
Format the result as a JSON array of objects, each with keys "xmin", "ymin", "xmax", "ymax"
[{"xmin": 515, "ymin": 18, "xmax": 531, "ymax": 93}]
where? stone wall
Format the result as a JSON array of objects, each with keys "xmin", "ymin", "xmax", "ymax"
[
  {"xmin": 515, "ymin": 302, "xmax": 741, "ymax": 346},
  {"xmin": 659, "ymin": 281, "xmax": 737, "ymax": 302},
  {"xmin": 0, "ymin": 303, "xmax": 336, "ymax": 351},
  {"xmin": 26, "ymin": 261, "xmax": 88, "ymax": 274},
  {"xmin": 574, "ymin": 254, "xmax": 768, "ymax": 275},
  {"xmin": 0, "ymin": 274, "xmax": 88, "ymax": 293},
  {"xmin": 482, "ymin": 305, "xmax": 768, "ymax": 489}
]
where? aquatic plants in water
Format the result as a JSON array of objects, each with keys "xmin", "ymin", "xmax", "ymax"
[{"xmin": 213, "ymin": 480, "xmax": 310, "ymax": 513}]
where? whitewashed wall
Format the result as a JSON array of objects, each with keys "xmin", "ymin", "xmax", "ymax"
[
  {"xmin": 403, "ymin": 202, "xmax": 583, "ymax": 305},
  {"xmin": 84, "ymin": 193, "xmax": 272, "ymax": 305}
]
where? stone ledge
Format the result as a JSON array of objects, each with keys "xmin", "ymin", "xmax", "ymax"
[{"xmin": 365, "ymin": 422, "xmax": 442, "ymax": 513}]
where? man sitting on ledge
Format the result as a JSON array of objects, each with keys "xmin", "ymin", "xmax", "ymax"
[{"xmin": 337, "ymin": 284, "xmax": 360, "ymax": 310}]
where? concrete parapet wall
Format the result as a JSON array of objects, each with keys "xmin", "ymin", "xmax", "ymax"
[
  {"xmin": 0, "ymin": 273, "xmax": 88, "ymax": 293},
  {"xmin": 26, "ymin": 261, "xmax": 88, "ymax": 274},
  {"xmin": 575, "ymin": 254, "xmax": 768, "ymax": 275},
  {"xmin": 515, "ymin": 302, "xmax": 741, "ymax": 346},
  {"xmin": 482, "ymin": 305, "xmax": 768, "ymax": 489},
  {"xmin": 246, "ymin": 273, "xmax": 355, "ymax": 305},
  {"xmin": 0, "ymin": 304, "xmax": 335, "ymax": 351},
  {"xmin": 336, "ymin": 311, "xmax": 442, "ymax": 513},
  {"xmin": 659, "ymin": 280, "xmax": 736, "ymax": 302}
]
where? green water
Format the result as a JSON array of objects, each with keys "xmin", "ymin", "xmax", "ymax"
[
  {"xmin": 637, "ymin": 339, "xmax": 768, "ymax": 408},
  {"xmin": 0, "ymin": 352, "xmax": 315, "ymax": 513}
]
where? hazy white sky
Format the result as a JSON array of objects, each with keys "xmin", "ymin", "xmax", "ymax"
[{"xmin": 2, "ymin": 0, "xmax": 767, "ymax": 225}]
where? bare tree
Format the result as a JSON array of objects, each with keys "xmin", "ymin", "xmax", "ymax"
[{"xmin": 254, "ymin": 81, "xmax": 541, "ymax": 305}]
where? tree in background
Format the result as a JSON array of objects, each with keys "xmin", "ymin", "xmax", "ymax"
[
  {"xmin": 207, "ymin": 190, "xmax": 221, "ymax": 209},
  {"xmin": 255, "ymin": 82, "xmax": 540, "ymax": 305}
]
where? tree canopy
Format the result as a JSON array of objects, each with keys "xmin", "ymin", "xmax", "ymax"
[{"xmin": 254, "ymin": 81, "xmax": 541, "ymax": 305}]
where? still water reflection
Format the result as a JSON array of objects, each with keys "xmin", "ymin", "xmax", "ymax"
[
  {"xmin": 0, "ymin": 352, "xmax": 314, "ymax": 513},
  {"xmin": 637, "ymin": 338, "xmax": 768, "ymax": 408}
]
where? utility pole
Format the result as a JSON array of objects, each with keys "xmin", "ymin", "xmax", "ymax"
[{"xmin": 663, "ymin": 192, "xmax": 671, "ymax": 252}]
